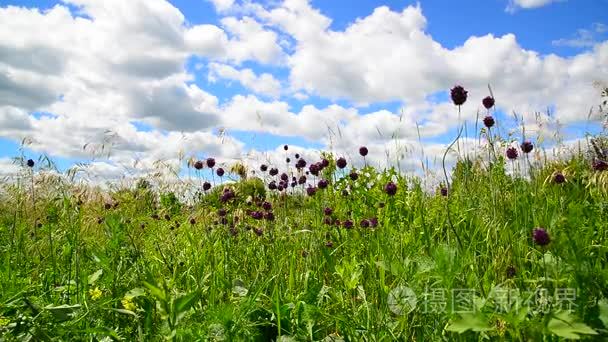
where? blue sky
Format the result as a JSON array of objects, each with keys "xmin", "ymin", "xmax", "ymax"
[{"xmin": 0, "ymin": 0, "xmax": 607, "ymax": 178}]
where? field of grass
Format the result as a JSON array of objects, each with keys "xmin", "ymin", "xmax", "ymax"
[{"xmin": 1, "ymin": 117, "xmax": 608, "ymax": 340}]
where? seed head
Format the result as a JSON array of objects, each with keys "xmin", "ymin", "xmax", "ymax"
[
  {"xmin": 553, "ymin": 172, "xmax": 566, "ymax": 184},
  {"xmin": 592, "ymin": 159, "xmax": 608, "ymax": 171},
  {"xmin": 359, "ymin": 146, "xmax": 368, "ymax": 157},
  {"xmin": 384, "ymin": 181, "xmax": 397, "ymax": 196},
  {"xmin": 194, "ymin": 160, "xmax": 204, "ymax": 170},
  {"xmin": 506, "ymin": 147, "xmax": 518, "ymax": 160},
  {"xmin": 206, "ymin": 158, "xmax": 216, "ymax": 168},
  {"xmin": 440, "ymin": 187, "xmax": 448, "ymax": 197},
  {"xmin": 450, "ymin": 85, "xmax": 468, "ymax": 106},
  {"xmin": 27, "ymin": 159, "xmax": 35, "ymax": 168},
  {"xmin": 482, "ymin": 96, "xmax": 495, "ymax": 109},
  {"xmin": 216, "ymin": 168, "xmax": 225, "ymax": 177},
  {"xmin": 521, "ymin": 141, "xmax": 534, "ymax": 154},
  {"xmin": 203, "ymin": 182, "xmax": 211, "ymax": 191},
  {"xmin": 336, "ymin": 157, "xmax": 347, "ymax": 169},
  {"xmin": 260, "ymin": 164, "xmax": 268, "ymax": 172},
  {"xmin": 506, "ymin": 265, "xmax": 516, "ymax": 278},
  {"xmin": 349, "ymin": 171, "xmax": 358, "ymax": 181},
  {"xmin": 283, "ymin": 144, "xmax": 288, "ymax": 151},
  {"xmin": 532, "ymin": 227, "xmax": 550, "ymax": 246},
  {"xmin": 483, "ymin": 115, "xmax": 495, "ymax": 128},
  {"xmin": 318, "ymin": 179, "xmax": 328, "ymax": 189}
]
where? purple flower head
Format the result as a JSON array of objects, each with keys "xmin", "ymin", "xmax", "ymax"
[
  {"xmin": 324, "ymin": 207, "xmax": 333, "ymax": 216},
  {"xmin": 369, "ymin": 217, "xmax": 378, "ymax": 227},
  {"xmin": 506, "ymin": 147, "xmax": 518, "ymax": 160},
  {"xmin": 216, "ymin": 168, "xmax": 225, "ymax": 177},
  {"xmin": 343, "ymin": 219, "xmax": 354, "ymax": 229},
  {"xmin": 298, "ymin": 175, "xmax": 307, "ymax": 185},
  {"xmin": 384, "ymin": 181, "xmax": 397, "ymax": 196},
  {"xmin": 334, "ymin": 219, "xmax": 341, "ymax": 227},
  {"xmin": 324, "ymin": 217, "xmax": 332, "ymax": 225},
  {"xmin": 269, "ymin": 168, "xmax": 279, "ymax": 176},
  {"xmin": 27, "ymin": 159, "xmax": 35, "ymax": 168},
  {"xmin": 336, "ymin": 157, "xmax": 347, "ymax": 169},
  {"xmin": 291, "ymin": 181, "xmax": 297, "ymax": 188},
  {"xmin": 306, "ymin": 186, "xmax": 317, "ymax": 196},
  {"xmin": 360, "ymin": 219, "xmax": 370, "ymax": 228},
  {"xmin": 341, "ymin": 189, "xmax": 349, "ymax": 197},
  {"xmin": 318, "ymin": 179, "xmax": 329, "ymax": 189},
  {"xmin": 349, "ymin": 171, "xmax": 359, "ymax": 181},
  {"xmin": 593, "ymin": 159, "xmax": 608, "ymax": 171},
  {"xmin": 203, "ymin": 182, "xmax": 211, "ymax": 191},
  {"xmin": 218, "ymin": 208, "xmax": 227, "ymax": 217},
  {"xmin": 250, "ymin": 211, "xmax": 263, "ymax": 220},
  {"xmin": 206, "ymin": 158, "xmax": 216, "ymax": 168},
  {"xmin": 450, "ymin": 85, "xmax": 468, "ymax": 106},
  {"xmin": 260, "ymin": 164, "xmax": 268, "ymax": 172},
  {"xmin": 506, "ymin": 265, "xmax": 516, "ymax": 278},
  {"xmin": 483, "ymin": 115, "xmax": 495, "ymax": 128},
  {"xmin": 325, "ymin": 241, "xmax": 334, "ymax": 248},
  {"xmin": 309, "ymin": 163, "xmax": 320, "ymax": 176},
  {"xmin": 296, "ymin": 158, "xmax": 307, "ymax": 169},
  {"xmin": 262, "ymin": 201, "xmax": 272, "ymax": 210},
  {"xmin": 264, "ymin": 211, "xmax": 275, "ymax": 221},
  {"xmin": 280, "ymin": 173, "xmax": 289, "ymax": 181},
  {"xmin": 521, "ymin": 141, "xmax": 534, "ymax": 154},
  {"xmin": 321, "ymin": 159, "xmax": 330, "ymax": 168},
  {"xmin": 482, "ymin": 96, "xmax": 495, "ymax": 109},
  {"xmin": 194, "ymin": 160, "xmax": 204, "ymax": 170},
  {"xmin": 440, "ymin": 187, "xmax": 448, "ymax": 197},
  {"xmin": 553, "ymin": 172, "xmax": 566, "ymax": 184},
  {"xmin": 283, "ymin": 144, "xmax": 289, "ymax": 151},
  {"xmin": 268, "ymin": 181, "xmax": 277, "ymax": 190},
  {"xmin": 532, "ymin": 227, "xmax": 550, "ymax": 246},
  {"xmin": 220, "ymin": 189, "xmax": 235, "ymax": 203},
  {"xmin": 359, "ymin": 146, "xmax": 368, "ymax": 157},
  {"xmin": 278, "ymin": 181, "xmax": 287, "ymax": 190},
  {"xmin": 254, "ymin": 228, "xmax": 263, "ymax": 236}
]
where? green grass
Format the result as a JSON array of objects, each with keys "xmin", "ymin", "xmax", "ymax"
[{"xmin": 1, "ymin": 141, "xmax": 608, "ymax": 341}]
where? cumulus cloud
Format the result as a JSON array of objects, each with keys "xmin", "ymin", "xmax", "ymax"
[
  {"xmin": 0, "ymin": 0, "xmax": 606, "ymax": 182},
  {"xmin": 208, "ymin": 63, "xmax": 282, "ymax": 97},
  {"xmin": 506, "ymin": 0, "xmax": 563, "ymax": 12}
]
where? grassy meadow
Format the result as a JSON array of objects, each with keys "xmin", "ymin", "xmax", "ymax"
[{"xmin": 1, "ymin": 93, "xmax": 608, "ymax": 341}]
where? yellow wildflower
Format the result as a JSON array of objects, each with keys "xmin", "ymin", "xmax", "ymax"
[
  {"xmin": 121, "ymin": 296, "xmax": 137, "ymax": 311},
  {"xmin": 0, "ymin": 316, "xmax": 10, "ymax": 327},
  {"xmin": 89, "ymin": 287, "xmax": 103, "ymax": 300}
]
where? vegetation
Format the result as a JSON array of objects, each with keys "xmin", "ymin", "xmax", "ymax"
[{"xmin": 1, "ymin": 88, "xmax": 608, "ymax": 341}]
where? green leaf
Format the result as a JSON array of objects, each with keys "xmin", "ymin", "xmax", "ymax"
[
  {"xmin": 45, "ymin": 304, "xmax": 81, "ymax": 322},
  {"xmin": 111, "ymin": 308, "xmax": 139, "ymax": 317},
  {"xmin": 174, "ymin": 291, "xmax": 199, "ymax": 315},
  {"xmin": 548, "ymin": 312, "xmax": 598, "ymax": 339},
  {"xmin": 126, "ymin": 287, "xmax": 146, "ymax": 298},
  {"xmin": 143, "ymin": 281, "xmax": 166, "ymax": 301},
  {"xmin": 446, "ymin": 313, "xmax": 493, "ymax": 334},
  {"xmin": 88, "ymin": 269, "xmax": 103, "ymax": 285},
  {"xmin": 598, "ymin": 299, "xmax": 608, "ymax": 328}
]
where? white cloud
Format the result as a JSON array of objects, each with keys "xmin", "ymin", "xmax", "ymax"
[
  {"xmin": 506, "ymin": 0, "xmax": 562, "ymax": 12},
  {"xmin": 0, "ymin": 0, "xmax": 606, "ymax": 181},
  {"xmin": 208, "ymin": 62, "xmax": 282, "ymax": 97},
  {"xmin": 209, "ymin": 0, "xmax": 235, "ymax": 12},
  {"xmin": 552, "ymin": 23, "xmax": 607, "ymax": 48}
]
